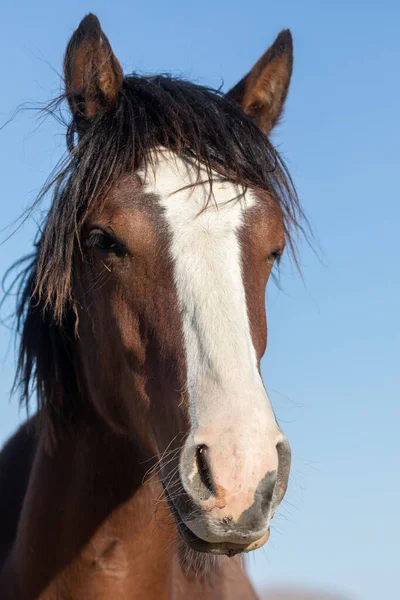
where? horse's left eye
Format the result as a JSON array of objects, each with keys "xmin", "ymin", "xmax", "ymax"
[
  {"xmin": 267, "ymin": 249, "xmax": 282, "ymax": 263},
  {"xmin": 87, "ymin": 230, "xmax": 127, "ymax": 258}
]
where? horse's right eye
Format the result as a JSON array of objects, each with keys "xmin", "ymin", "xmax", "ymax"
[{"xmin": 87, "ymin": 229, "xmax": 127, "ymax": 258}]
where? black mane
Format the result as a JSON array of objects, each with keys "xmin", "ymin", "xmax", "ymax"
[{"xmin": 9, "ymin": 74, "xmax": 306, "ymax": 441}]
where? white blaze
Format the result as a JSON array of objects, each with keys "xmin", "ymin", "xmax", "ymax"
[{"xmin": 143, "ymin": 150, "xmax": 281, "ymax": 494}]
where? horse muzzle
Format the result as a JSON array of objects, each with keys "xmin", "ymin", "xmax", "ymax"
[{"xmin": 163, "ymin": 429, "xmax": 291, "ymax": 556}]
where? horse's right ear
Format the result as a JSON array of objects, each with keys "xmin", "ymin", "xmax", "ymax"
[{"xmin": 64, "ymin": 14, "xmax": 123, "ymax": 120}]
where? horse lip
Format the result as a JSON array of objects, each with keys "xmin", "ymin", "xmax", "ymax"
[
  {"xmin": 175, "ymin": 516, "xmax": 270, "ymax": 556},
  {"xmin": 163, "ymin": 484, "xmax": 270, "ymax": 556}
]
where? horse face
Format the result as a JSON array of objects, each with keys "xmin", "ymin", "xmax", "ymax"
[
  {"xmin": 64, "ymin": 15, "xmax": 294, "ymax": 555},
  {"xmin": 77, "ymin": 150, "xmax": 290, "ymax": 554}
]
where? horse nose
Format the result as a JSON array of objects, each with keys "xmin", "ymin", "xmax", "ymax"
[
  {"xmin": 179, "ymin": 432, "xmax": 291, "ymax": 545},
  {"xmin": 194, "ymin": 444, "xmax": 275, "ymax": 509}
]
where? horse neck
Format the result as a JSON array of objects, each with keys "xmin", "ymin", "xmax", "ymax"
[{"xmin": 8, "ymin": 414, "xmax": 180, "ymax": 599}]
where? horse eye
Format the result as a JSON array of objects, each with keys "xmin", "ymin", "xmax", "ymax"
[
  {"xmin": 267, "ymin": 249, "xmax": 282, "ymax": 263},
  {"xmin": 87, "ymin": 230, "xmax": 127, "ymax": 258}
]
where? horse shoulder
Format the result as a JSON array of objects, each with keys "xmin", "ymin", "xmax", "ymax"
[{"xmin": 0, "ymin": 417, "xmax": 38, "ymax": 570}]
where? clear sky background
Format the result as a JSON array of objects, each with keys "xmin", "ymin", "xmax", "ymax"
[{"xmin": 0, "ymin": 1, "xmax": 399, "ymax": 599}]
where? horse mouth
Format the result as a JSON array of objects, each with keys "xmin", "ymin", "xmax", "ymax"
[
  {"xmin": 164, "ymin": 486, "xmax": 270, "ymax": 556},
  {"xmin": 175, "ymin": 516, "xmax": 270, "ymax": 557}
]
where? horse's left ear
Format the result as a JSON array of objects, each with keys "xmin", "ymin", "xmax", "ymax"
[
  {"xmin": 227, "ymin": 30, "xmax": 293, "ymax": 135},
  {"xmin": 64, "ymin": 13, "xmax": 123, "ymax": 120}
]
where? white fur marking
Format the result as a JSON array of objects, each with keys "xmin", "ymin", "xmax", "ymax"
[{"xmin": 143, "ymin": 150, "xmax": 281, "ymax": 498}]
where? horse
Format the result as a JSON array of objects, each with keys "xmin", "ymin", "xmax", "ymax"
[{"xmin": 0, "ymin": 13, "xmax": 306, "ymax": 599}]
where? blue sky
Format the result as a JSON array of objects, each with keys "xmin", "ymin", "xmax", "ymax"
[{"xmin": 0, "ymin": 1, "xmax": 398, "ymax": 598}]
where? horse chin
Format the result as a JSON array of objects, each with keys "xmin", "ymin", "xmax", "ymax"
[{"xmin": 175, "ymin": 515, "xmax": 270, "ymax": 557}]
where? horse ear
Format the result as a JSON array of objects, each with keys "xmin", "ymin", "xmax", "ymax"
[
  {"xmin": 227, "ymin": 30, "xmax": 293, "ymax": 135},
  {"xmin": 64, "ymin": 13, "xmax": 123, "ymax": 120}
]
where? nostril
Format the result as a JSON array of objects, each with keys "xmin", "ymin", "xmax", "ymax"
[
  {"xmin": 196, "ymin": 445, "xmax": 215, "ymax": 495},
  {"xmin": 274, "ymin": 438, "xmax": 292, "ymax": 505}
]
